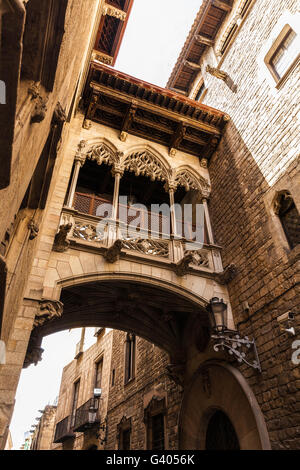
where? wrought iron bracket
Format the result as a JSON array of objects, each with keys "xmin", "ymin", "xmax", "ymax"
[{"xmin": 211, "ymin": 330, "xmax": 261, "ymax": 372}]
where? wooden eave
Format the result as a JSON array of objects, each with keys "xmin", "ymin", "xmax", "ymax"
[
  {"xmin": 84, "ymin": 64, "xmax": 228, "ymax": 160},
  {"xmin": 166, "ymin": 0, "xmax": 233, "ymax": 94},
  {"xmin": 93, "ymin": 0, "xmax": 134, "ymax": 66}
]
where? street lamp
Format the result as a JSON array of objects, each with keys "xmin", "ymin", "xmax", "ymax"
[{"xmin": 207, "ymin": 297, "xmax": 261, "ymax": 372}]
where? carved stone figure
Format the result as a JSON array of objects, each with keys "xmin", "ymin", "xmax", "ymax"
[
  {"xmin": 53, "ymin": 223, "xmax": 72, "ymax": 252},
  {"xmin": 23, "ymin": 346, "xmax": 44, "ymax": 369},
  {"xmin": 28, "ymin": 220, "xmax": 39, "ymax": 240},
  {"xmin": 215, "ymin": 263, "xmax": 238, "ymax": 285},
  {"xmin": 31, "ymin": 95, "xmax": 48, "ymax": 123},
  {"xmin": 105, "ymin": 239, "xmax": 123, "ymax": 263},
  {"xmin": 34, "ymin": 300, "xmax": 64, "ymax": 328},
  {"xmin": 174, "ymin": 252, "xmax": 194, "ymax": 276},
  {"xmin": 52, "ymin": 102, "xmax": 66, "ymax": 124}
]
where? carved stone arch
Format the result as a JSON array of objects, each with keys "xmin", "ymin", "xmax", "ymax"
[
  {"xmin": 123, "ymin": 145, "xmax": 170, "ymax": 183},
  {"xmin": 179, "ymin": 361, "xmax": 271, "ymax": 450},
  {"xmin": 173, "ymin": 166, "xmax": 210, "ymax": 196},
  {"xmin": 85, "ymin": 139, "xmax": 120, "ymax": 169}
]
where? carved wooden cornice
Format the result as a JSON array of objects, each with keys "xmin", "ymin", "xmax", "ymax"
[{"xmin": 103, "ymin": 3, "xmax": 127, "ymax": 21}]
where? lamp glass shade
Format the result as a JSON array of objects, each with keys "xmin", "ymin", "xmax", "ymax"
[{"xmin": 209, "ymin": 297, "xmax": 227, "ymax": 331}]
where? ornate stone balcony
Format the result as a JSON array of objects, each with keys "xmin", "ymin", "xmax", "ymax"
[{"xmin": 56, "ymin": 194, "xmax": 224, "ymax": 277}]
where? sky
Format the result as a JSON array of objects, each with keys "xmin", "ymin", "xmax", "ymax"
[{"xmin": 9, "ymin": 0, "xmax": 201, "ymax": 450}]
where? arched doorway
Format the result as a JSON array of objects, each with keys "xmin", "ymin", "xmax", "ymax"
[
  {"xmin": 179, "ymin": 362, "xmax": 271, "ymax": 450},
  {"xmin": 205, "ymin": 410, "xmax": 240, "ymax": 450}
]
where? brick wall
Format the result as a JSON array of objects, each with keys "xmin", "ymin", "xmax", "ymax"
[
  {"xmin": 105, "ymin": 331, "xmax": 182, "ymax": 450},
  {"xmin": 196, "ymin": 0, "xmax": 300, "ymax": 450}
]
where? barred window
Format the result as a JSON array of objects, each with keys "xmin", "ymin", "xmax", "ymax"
[{"xmin": 124, "ymin": 333, "xmax": 136, "ymax": 383}]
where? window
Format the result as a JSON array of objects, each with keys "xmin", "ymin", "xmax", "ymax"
[
  {"xmin": 124, "ymin": 333, "xmax": 135, "ymax": 383},
  {"xmin": 111, "ymin": 368, "xmax": 115, "ymax": 386},
  {"xmin": 265, "ymin": 26, "xmax": 299, "ymax": 85},
  {"xmin": 94, "ymin": 359, "xmax": 103, "ymax": 390},
  {"xmin": 195, "ymin": 80, "xmax": 206, "ymax": 102},
  {"xmin": 274, "ymin": 191, "xmax": 300, "ymax": 250},
  {"xmin": 71, "ymin": 380, "xmax": 80, "ymax": 427},
  {"xmin": 144, "ymin": 396, "xmax": 166, "ymax": 450},
  {"xmin": 117, "ymin": 416, "xmax": 131, "ymax": 450},
  {"xmin": 151, "ymin": 413, "xmax": 165, "ymax": 450}
]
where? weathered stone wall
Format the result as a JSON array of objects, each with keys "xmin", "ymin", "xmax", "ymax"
[
  {"xmin": 192, "ymin": 0, "xmax": 300, "ymax": 450},
  {"xmin": 31, "ymin": 405, "xmax": 57, "ymax": 450},
  {"xmin": 0, "ymin": 0, "xmax": 102, "ymax": 449},
  {"xmin": 53, "ymin": 329, "xmax": 113, "ymax": 450},
  {"xmin": 105, "ymin": 330, "xmax": 182, "ymax": 450}
]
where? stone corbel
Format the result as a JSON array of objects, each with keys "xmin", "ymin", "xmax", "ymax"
[
  {"xmin": 33, "ymin": 299, "xmax": 64, "ymax": 328},
  {"xmin": 174, "ymin": 252, "xmax": 194, "ymax": 277},
  {"xmin": 52, "ymin": 102, "xmax": 67, "ymax": 125},
  {"xmin": 53, "ymin": 223, "xmax": 73, "ymax": 252},
  {"xmin": 104, "ymin": 239, "xmax": 123, "ymax": 263},
  {"xmin": 214, "ymin": 263, "xmax": 237, "ymax": 285},
  {"xmin": 28, "ymin": 220, "xmax": 39, "ymax": 240},
  {"xmin": 31, "ymin": 94, "xmax": 48, "ymax": 123},
  {"xmin": 206, "ymin": 65, "xmax": 237, "ymax": 93}
]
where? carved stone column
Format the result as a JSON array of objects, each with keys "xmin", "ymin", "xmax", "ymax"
[{"xmin": 66, "ymin": 141, "xmax": 87, "ymax": 208}]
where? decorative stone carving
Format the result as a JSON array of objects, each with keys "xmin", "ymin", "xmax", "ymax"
[
  {"xmin": 31, "ymin": 95, "xmax": 48, "ymax": 123},
  {"xmin": 28, "ymin": 82, "xmax": 40, "ymax": 100},
  {"xmin": 53, "ymin": 223, "xmax": 72, "ymax": 252},
  {"xmin": 166, "ymin": 363, "xmax": 185, "ymax": 387},
  {"xmin": 122, "ymin": 239, "xmax": 169, "ymax": 258},
  {"xmin": 28, "ymin": 220, "xmax": 39, "ymax": 240},
  {"xmin": 206, "ymin": 65, "xmax": 237, "ymax": 93},
  {"xmin": 93, "ymin": 52, "xmax": 113, "ymax": 65},
  {"xmin": 174, "ymin": 252, "xmax": 194, "ymax": 276},
  {"xmin": 83, "ymin": 119, "xmax": 92, "ymax": 130},
  {"xmin": 200, "ymin": 158, "xmax": 208, "ymax": 168},
  {"xmin": 52, "ymin": 102, "xmax": 66, "ymax": 124},
  {"xmin": 120, "ymin": 131, "xmax": 128, "ymax": 142},
  {"xmin": 73, "ymin": 222, "xmax": 105, "ymax": 242},
  {"xmin": 123, "ymin": 150, "xmax": 168, "ymax": 182},
  {"xmin": 33, "ymin": 300, "xmax": 64, "ymax": 328},
  {"xmin": 103, "ymin": 4, "xmax": 127, "ymax": 21},
  {"xmin": 23, "ymin": 346, "xmax": 44, "ymax": 369},
  {"xmin": 86, "ymin": 142, "xmax": 119, "ymax": 170},
  {"xmin": 175, "ymin": 250, "xmax": 209, "ymax": 276},
  {"xmin": 206, "ymin": 65, "xmax": 229, "ymax": 81},
  {"xmin": 105, "ymin": 239, "xmax": 123, "ymax": 263},
  {"xmin": 215, "ymin": 263, "xmax": 238, "ymax": 285}
]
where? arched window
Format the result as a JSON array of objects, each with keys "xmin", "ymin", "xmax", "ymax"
[
  {"xmin": 124, "ymin": 333, "xmax": 136, "ymax": 384},
  {"xmin": 274, "ymin": 191, "xmax": 300, "ymax": 250},
  {"xmin": 205, "ymin": 410, "xmax": 240, "ymax": 450}
]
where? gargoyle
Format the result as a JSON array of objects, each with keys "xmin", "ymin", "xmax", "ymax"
[
  {"xmin": 174, "ymin": 252, "xmax": 194, "ymax": 276},
  {"xmin": 53, "ymin": 223, "xmax": 72, "ymax": 252},
  {"xmin": 104, "ymin": 239, "xmax": 123, "ymax": 263},
  {"xmin": 215, "ymin": 264, "xmax": 238, "ymax": 285}
]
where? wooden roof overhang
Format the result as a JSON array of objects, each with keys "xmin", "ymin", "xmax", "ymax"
[
  {"xmin": 93, "ymin": 0, "xmax": 134, "ymax": 66},
  {"xmin": 84, "ymin": 63, "xmax": 229, "ymax": 160},
  {"xmin": 166, "ymin": 0, "xmax": 233, "ymax": 94}
]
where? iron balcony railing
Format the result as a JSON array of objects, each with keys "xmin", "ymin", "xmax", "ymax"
[
  {"xmin": 53, "ymin": 415, "xmax": 74, "ymax": 443},
  {"xmin": 73, "ymin": 397, "xmax": 100, "ymax": 433}
]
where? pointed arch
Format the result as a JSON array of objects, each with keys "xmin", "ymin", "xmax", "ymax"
[
  {"xmin": 84, "ymin": 138, "xmax": 119, "ymax": 168},
  {"xmin": 174, "ymin": 165, "xmax": 210, "ymax": 195},
  {"xmin": 123, "ymin": 145, "xmax": 170, "ymax": 183}
]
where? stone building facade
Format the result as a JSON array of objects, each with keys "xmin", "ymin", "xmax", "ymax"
[
  {"xmin": 0, "ymin": 0, "xmax": 299, "ymax": 451},
  {"xmin": 30, "ymin": 405, "xmax": 57, "ymax": 450},
  {"xmin": 167, "ymin": 0, "xmax": 300, "ymax": 450},
  {"xmin": 51, "ymin": 329, "xmax": 182, "ymax": 450}
]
